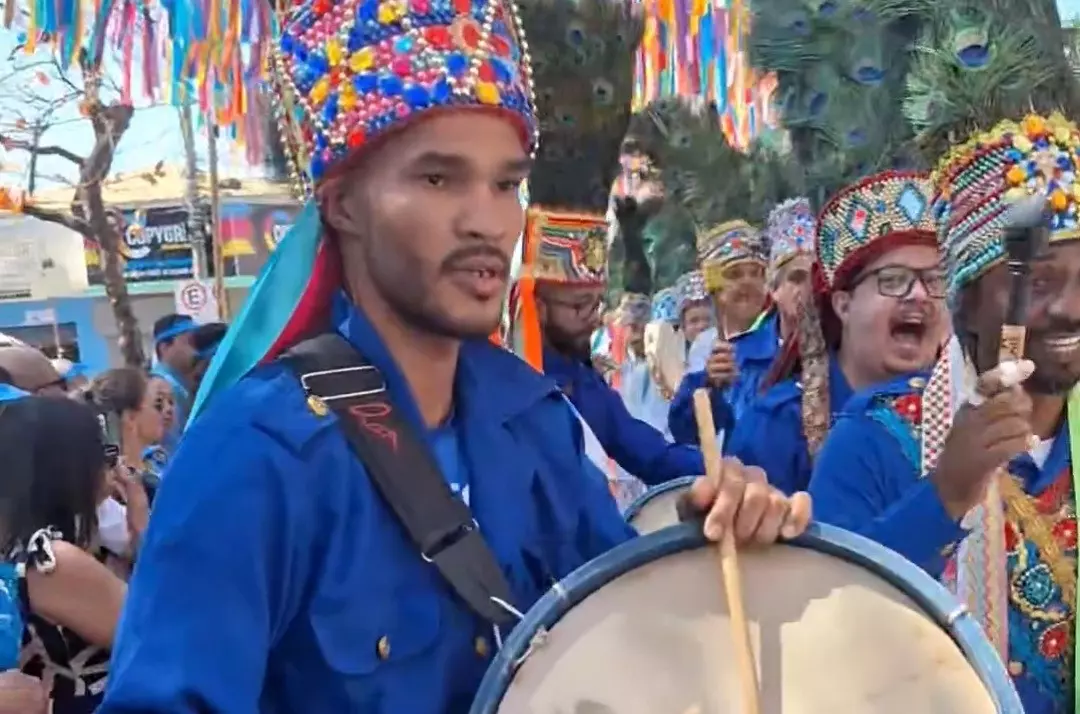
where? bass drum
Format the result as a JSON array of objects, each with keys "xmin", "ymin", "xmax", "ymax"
[
  {"xmin": 623, "ymin": 476, "xmax": 696, "ymax": 534},
  {"xmin": 470, "ymin": 523, "xmax": 1021, "ymax": 714},
  {"xmin": 644, "ymin": 320, "xmax": 686, "ymax": 401}
]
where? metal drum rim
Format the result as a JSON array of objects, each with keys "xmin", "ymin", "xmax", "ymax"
[
  {"xmin": 621, "ymin": 475, "xmax": 698, "ymax": 522},
  {"xmin": 469, "ymin": 522, "xmax": 1023, "ymax": 714}
]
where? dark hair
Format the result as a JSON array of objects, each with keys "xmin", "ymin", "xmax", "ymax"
[
  {"xmin": 192, "ymin": 322, "xmax": 228, "ymax": 356},
  {"xmin": 0, "ymin": 397, "xmax": 105, "ymax": 552},
  {"xmin": 88, "ymin": 367, "xmax": 148, "ymax": 415},
  {"xmin": 153, "ymin": 314, "xmax": 195, "ymax": 360}
]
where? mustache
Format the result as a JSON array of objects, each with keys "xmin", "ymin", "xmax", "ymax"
[{"xmin": 440, "ymin": 245, "xmax": 510, "ymax": 276}]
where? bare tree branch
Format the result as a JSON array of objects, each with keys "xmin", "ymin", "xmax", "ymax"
[
  {"xmin": 21, "ymin": 201, "xmax": 91, "ymax": 234},
  {"xmin": 0, "ymin": 136, "xmax": 85, "ymax": 167}
]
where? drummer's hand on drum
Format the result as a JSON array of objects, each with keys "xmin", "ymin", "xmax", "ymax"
[
  {"xmin": 686, "ymin": 456, "xmax": 812, "ymax": 544},
  {"xmin": 705, "ymin": 341, "xmax": 737, "ymax": 388},
  {"xmin": 931, "ymin": 359, "xmax": 1035, "ymax": 520}
]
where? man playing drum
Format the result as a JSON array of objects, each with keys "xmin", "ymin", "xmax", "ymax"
[
  {"xmin": 810, "ymin": 113, "xmax": 1078, "ymax": 714},
  {"xmin": 98, "ymin": 0, "xmax": 813, "ymax": 711},
  {"xmin": 670, "ymin": 199, "xmax": 817, "ymax": 446}
]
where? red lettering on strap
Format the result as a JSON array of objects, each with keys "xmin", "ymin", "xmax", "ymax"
[{"xmin": 349, "ymin": 402, "xmax": 399, "ymax": 451}]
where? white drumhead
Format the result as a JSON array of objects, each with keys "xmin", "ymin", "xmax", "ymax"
[
  {"xmin": 496, "ymin": 544, "xmax": 996, "ymax": 714},
  {"xmin": 627, "ymin": 487, "xmax": 687, "ymax": 535}
]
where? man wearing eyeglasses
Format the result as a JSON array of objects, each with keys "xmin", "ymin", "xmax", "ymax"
[
  {"xmin": 704, "ymin": 172, "xmax": 948, "ymax": 496},
  {"xmin": 511, "ymin": 235, "xmax": 706, "ymax": 488}
]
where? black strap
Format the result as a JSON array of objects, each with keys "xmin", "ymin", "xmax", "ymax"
[{"xmin": 281, "ymin": 333, "xmax": 518, "ymax": 626}]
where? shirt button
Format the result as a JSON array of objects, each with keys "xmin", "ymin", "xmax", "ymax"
[
  {"xmin": 474, "ymin": 635, "xmax": 490, "ymax": 658},
  {"xmin": 376, "ymin": 635, "xmax": 391, "ymax": 660},
  {"xmin": 1008, "ymin": 661, "xmax": 1023, "ymax": 676}
]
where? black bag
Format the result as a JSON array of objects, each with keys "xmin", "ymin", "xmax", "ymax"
[{"xmin": 282, "ymin": 333, "xmax": 518, "ymax": 626}]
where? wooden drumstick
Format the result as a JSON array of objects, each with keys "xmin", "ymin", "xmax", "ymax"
[
  {"xmin": 692, "ymin": 388, "xmax": 761, "ymax": 714},
  {"xmin": 999, "ymin": 194, "xmax": 1049, "ymax": 363}
]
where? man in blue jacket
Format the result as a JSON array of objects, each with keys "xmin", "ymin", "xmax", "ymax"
[{"xmin": 98, "ymin": 1, "xmax": 812, "ymax": 712}]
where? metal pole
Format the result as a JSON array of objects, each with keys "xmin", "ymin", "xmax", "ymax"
[{"xmin": 207, "ymin": 105, "xmax": 229, "ymax": 321}]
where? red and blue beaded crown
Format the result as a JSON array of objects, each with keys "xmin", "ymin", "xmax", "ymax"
[
  {"xmin": 816, "ymin": 170, "xmax": 936, "ymax": 290},
  {"xmin": 934, "ymin": 113, "xmax": 1080, "ymax": 301},
  {"xmin": 270, "ymin": 0, "xmax": 539, "ymax": 193}
]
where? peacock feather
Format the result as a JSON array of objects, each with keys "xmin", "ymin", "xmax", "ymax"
[
  {"xmin": 750, "ymin": 0, "xmax": 925, "ymax": 204},
  {"xmin": 904, "ymin": 1, "xmax": 1078, "ymax": 162},
  {"xmin": 520, "ymin": 0, "xmax": 644, "ymax": 213},
  {"xmin": 644, "ymin": 203, "xmax": 698, "ymax": 289},
  {"xmin": 655, "ymin": 116, "xmax": 753, "ymax": 234}
]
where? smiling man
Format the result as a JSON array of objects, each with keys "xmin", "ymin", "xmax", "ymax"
[
  {"xmin": 98, "ymin": 0, "xmax": 811, "ymax": 711},
  {"xmin": 808, "ymin": 113, "xmax": 1079, "ymax": 714}
]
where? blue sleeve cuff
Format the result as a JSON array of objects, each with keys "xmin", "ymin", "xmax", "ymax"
[
  {"xmin": 866, "ymin": 479, "xmax": 967, "ymax": 577},
  {"xmin": 668, "ymin": 371, "xmax": 733, "ymax": 445}
]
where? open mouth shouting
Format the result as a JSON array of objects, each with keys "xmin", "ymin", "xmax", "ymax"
[{"xmin": 888, "ymin": 310, "xmax": 932, "ymax": 357}]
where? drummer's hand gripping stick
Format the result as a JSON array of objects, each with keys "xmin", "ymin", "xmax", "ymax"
[{"xmin": 692, "ymin": 388, "xmax": 762, "ymax": 714}]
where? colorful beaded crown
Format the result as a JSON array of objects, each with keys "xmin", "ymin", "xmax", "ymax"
[
  {"xmin": 675, "ymin": 270, "xmax": 708, "ymax": 313},
  {"xmin": 616, "ymin": 292, "xmax": 650, "ymax": 325},
  {"xmin": 651, "ymin": 286, "xmax": 679, "ymax": 324},
  {"xmin": 817, "ymin": 170, "xmax": 936, "ymax": 290},
  {"xmin": 934, "ymin": 113, "xmax": 1080, "ymax": 299},
  {"xmin": 697, "ymin": 219, "xmax": 766, "ymax": 292},
  {"xmin": 765, "ymin": 197, "xmax": 816, "ymax": 275},
  {"xmin": 521, "ymin": 207, "xmax": 607, "ymax": 284},
  {"xmin": 270, "ymin": 0, "xmax": 539, "ymax": 193}
]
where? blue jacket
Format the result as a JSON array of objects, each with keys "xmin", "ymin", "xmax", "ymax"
[
  {"xmin": 808, "ymin": 373, "xmax": 1073, "ymax": 714},
  {"xmin": 668, "ymin": 312, "xmax": 781, "ymax": 445},
  {"xmin": 722, "ymin": 356, "xmax": 853, "ymax": 495},
  {"xmin": 100, "ymin": 300, "xmax": 636, "ymax": 714},
  {"xmin": 544, "ymin": 348, "xmax": 704, "ymax": 486}
]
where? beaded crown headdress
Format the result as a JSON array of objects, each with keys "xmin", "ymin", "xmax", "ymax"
[
  {"xmin": 934, "ymin": 113, "xmax": 1080, "ymax": 301},
  {"xmin": 765, "ymin": 197, "xmax": 816, "ymax": 277},
  {"xmin": 697, "ymin": 219, "xmax": 767, "ymax": 292},
  {"xmin": 650, "ymin": 286, "xmax": 679, "ymax": 324},
  {"xmin": 816, "ymin": 170, "xmax": 937, "ymax": 290},
  {"xmin": 674, "ymin": 269, "xmax": 708, "ymax": 315},
  {"xmin": 269, "ymin": 0, "xmax": 539, "ymax": 195}
]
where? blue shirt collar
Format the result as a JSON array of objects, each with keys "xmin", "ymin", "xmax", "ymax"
[
  {"xmin": 331, "ymin": 293, "xmax": 558, "ymax": 429},
  {"xmin": 733, "ymin": 311, "xmax": 781, "ymax": 361}
]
